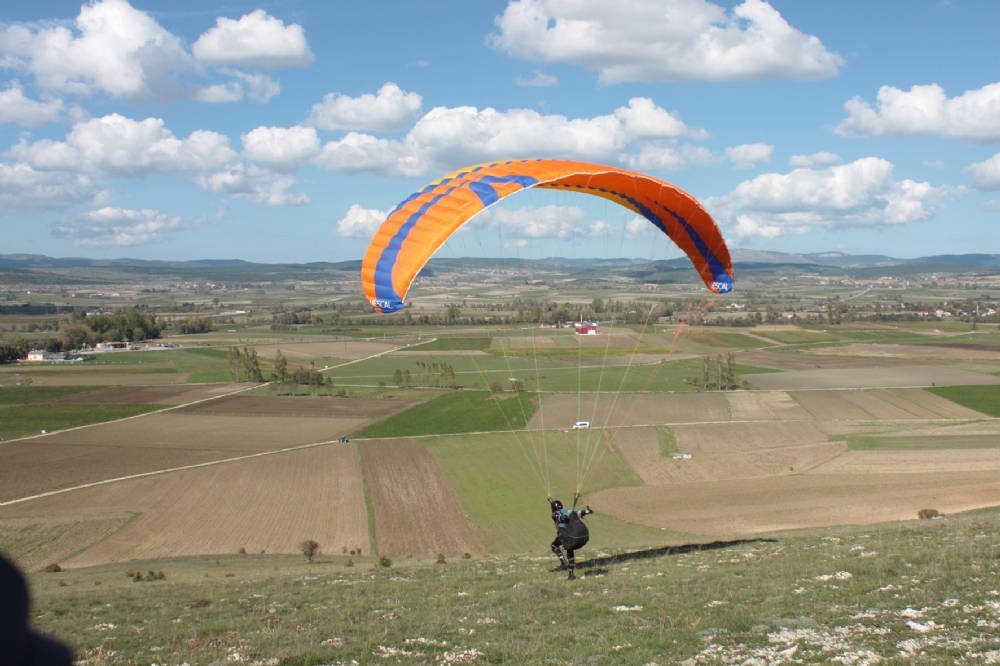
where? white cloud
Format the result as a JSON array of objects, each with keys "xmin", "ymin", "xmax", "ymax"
[
  {"xmin": 0, "ymin": 161, "xmax": 108, "ymax": 214},
  {"xmin": 586, "ymin": 219, "xmax": 616, "ymax": 236},
  {"xmin": 0, "ymin": 81, "xmax": 66, "ymax": 126},
  {"xmin": 335, "ymin": 204, "xmax": 388, "ymax": 238},
  {"xmin": 724, "ymin": 143, "xmax": 773, "ymax": 168},
  {"xmin": 194, "ymin": 71, "xmax": 280, "ymax": 104},
  {"xmin": 192, "ymin": 9, "xmax": 314, "ymax": 70},
  {"xmin": 489, "ymin": 0, "xmax": 842, "ymax": 83},
  {"xmin": 241, "ymin": 125, "xmax": 321, "ymax": 172},
  {"xmin": 789, "ymin": 151, "xmax": 842, "ymax": 168},
  {"xmin": 314, "ymin": 97, "xmax": 706, "ymax": 178},
  {"xmin": 9, "ymin": 113, "xmax": 309, "ymax": 207},
  {"xmin": 0, "ymin": 0, "xmax": 193, "ymax": 100},
  {"xmin": 982, "ymin": 200, "xmax": 1000, "ymax": 211},
  {"xmin": 966, "ymin": 153, "xmax": 1000, "ymax": 191},
  {"xmin": 626, "ymin": 143, "xmax": 715, "ymax": 172},
  {"xmin": 8, "ymin": 114, "xmax": 239, "ymax": 177},
  {"xmin": 625, "ymin": 216, "xmax": 651, "ymax": 238},
  {"xmin": 707, "ymin": 157, "xmax": 952, "ymax": 237},
  {"xmin": 515, "ymin": 70, "xmax": 558, "ymax": 87},
  {"xmin": 922, "ymin": 159, "xmax": 944, "ymax": 169},
  {"xmin": 836, "ymin": 82, "xmax": 1000, "ymax": 143},
  {"xmin": 307, "ymin": 83, "xmax": 423, "ymax": 132},
  {"xmin": 50, "ymin": 206, "xmax": 204, "ymax": 247},
  {"xmin": 482, "ymin": 205, "xmax": 587, "ymax": 240}
]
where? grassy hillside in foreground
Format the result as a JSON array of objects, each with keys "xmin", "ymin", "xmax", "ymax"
[
  {"xmin": 353, "ymin": 391, "xmax": 539, "ymax": 437},
  {"xmin": 423, "ymin": 430, "xmax": 668, "ymax": 554},
  {"xmin": 926, "ymin": 385, "xmax": 1000, "ymax": 417},
  {"xmin": 20, "ymin": 508, "xmax": 1000, "ymax": 665}
]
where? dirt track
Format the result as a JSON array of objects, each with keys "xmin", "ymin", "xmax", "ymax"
[
  {"xmin": 360, "ymin": 439, "xmax": 487, "ymax": 558},
  {"xmin": 0, "ymin": 442, "xmax": 370, "ymax": 567}
]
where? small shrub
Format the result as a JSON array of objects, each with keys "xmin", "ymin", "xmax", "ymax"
[
  {"xmin": 436, "ymin": 553, "xmax": 447, "ymax": 564},
  {"xmin": 238, "ymin": 547, "xmax": 247, "ymax": 554},
  {"xmin": 300, "ymin": 539, "xmax": 320, "ymax": 563},
  {"xmin": 345, "ymin": 558, "xmax": 354, "ymax": 567},
  {"xmin": 190, "ymin": 599, "xmax": 212, "ymax": 608},
  {"xmin": 918, "ymin": 508, "xmax": 941, "ymax": 519},
  {"xmin": 44, "ymin": 563, "xmax": 62, "ymax": 573},
  {"xmin": 378, "ymin": 555, "xmax": 392, "ymax": 568},
  {"xmin": 462, "ymin": 552, "xmax": 472, "ymax": 560},
  {"xmin": 225, "ymin": 573, "xmax": 235, "ymax": 577}
]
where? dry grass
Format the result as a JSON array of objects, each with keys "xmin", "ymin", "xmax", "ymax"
[
  {"xmin": 360, "ymin": 438, "xmax": 487, "ymax": 558},
  {"xmin": 670, "ymin": 421, "xmax": 829, "ymax": 454},
  {"xmin": 0, "ymin": 442, "xmax": 369, "ymax": 567},
  {"xmin": 725, "ymin": 391, "xmax": 812, "ymax": 420},
  {"xmin": 527, "ymin": 392, "xmax": 731, "ymax": 430},
  {"xmin": 0, "ymin": 512, "xmax": 133, "ymax": 572}
]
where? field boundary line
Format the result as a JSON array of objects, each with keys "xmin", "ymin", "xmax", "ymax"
[
  {"xmin": 2, "ymin": 383, "xmax": 264, "ymax": 445},
  {"xmin": 0, "ymin": 438, "xmax": 341, "ymax": 507}
]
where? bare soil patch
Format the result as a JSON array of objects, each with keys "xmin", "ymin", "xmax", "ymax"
[
  {"xmin": 866, "ymin": 389, "xmax": 944, "ymax": 419},
  {"xmin": 528, "ymin": 393, "xmax": 731, "ymax": 430},
  {"xmin": 790, "ymin": 391, "xmax": 876, "ymax": 420},
  {"xmin": 174, "ymin": 395, "xmax": 421, "ymax": 419},
  {"xmin": 819, "ymin": 343, "xmax": 1000, "ymax": 361},
  {"xmin": 257, "ymin": 340, "xmax": 399, "ymax": 362},
  {"xmin": 0, "ymin": 442, "xmax": 369, "ymax": 567},
  {"xmin": 670, "ymin": 421, "xmax": 829, "ymax": 455},
  {"xmin": 591, "ymin": 471, "xmax": 1000, "ymax": 536},
  {"xmin": 746, "ymin": 366, "xmax": 1000, "ymax": 390},
  {"xmin": 21, "ymin": 373, "xmax": 192, "ymax": 386},
  {"xmin": 360, "ymin": 438, "xmax": 486, "ymax": 558},
  {"xmin": 614, "ymin": 427, "xmax": 844, "ymax": 484},
  {"xmin": 725, "ymin": 391, "xmax": 812, "ymax": 420},
  {"xmin": 808, "ymin": 449, "xmax": 1000, "ymax": 475},
  {"xmin": 838, "ymin": 391, "xmax": 924, "ymax": 420}
]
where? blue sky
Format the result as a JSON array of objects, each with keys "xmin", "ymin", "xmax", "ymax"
[{"xmin": 1, "ymin": 0, "xmax": 999, "ymax": 262}]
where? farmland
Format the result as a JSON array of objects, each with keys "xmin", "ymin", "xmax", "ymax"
[{"xmin": 3, "ymin": 257, "xmax": 1000, "ymax": 663}]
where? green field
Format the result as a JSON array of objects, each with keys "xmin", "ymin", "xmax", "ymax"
[
  {"xmin": 926, "ymin": 385, "xmax": 1000, "ymax": 417},
  {"xmin": 0, "ymin": 386, "xmax": 93, "ymax": 404},
  {"xmin": 751, "ymin": 329, "xmax": 837, "ymax": 345},
  {"xmin": 424, "ymin": 430, "xmax": 669, "ymax": 553},
  {"xmin": 848, "ymin": 434, "xmax": 1000, "ymax": 451},
  {"xmin": 681, "ymin": 331, "xmax": 775, "ymax": 350},
  {"xmin": 0, "ymin": 403, "xmax": 166, "ymax": 440},
  {"xmin": 83, "ymin": 348, "xmax": 234, "ymax": 383},
  {"xmin": 410, "ymin": 336, "xmax": 493, "ymax": 351},
  {"xmin": 21, "ymin": 508, "xmax": 1000, "ymax": 665},
  {"xmin": 353, "ymin": 391, "xmax": 539, "ymax": 437}
]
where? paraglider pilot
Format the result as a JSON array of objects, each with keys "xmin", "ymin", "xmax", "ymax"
[{"xmin": 550, "ymin": 497, "xmax": 593, "ymax": 580}]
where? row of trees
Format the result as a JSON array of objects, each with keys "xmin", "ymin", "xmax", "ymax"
[
  {"xmin": 688, "ymin": 353, "xmax": 746, "ymax": 391},
  {"xmin": 226, "ymin": 346, "xmax": 264, "ymax": 382}
]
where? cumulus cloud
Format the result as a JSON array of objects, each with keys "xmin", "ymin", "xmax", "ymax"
[
  {"xmin": 192, "ymin": 9, "xmax": 314, "ymax": 70},
  {"xmin": 487, "ymin": 205, "xmax": 587, "ymax": 240},
  {"xmin": 923, "ymin": 159, "xmax": 944, "ymax": 169},
  {"xmin": 336, "ymin": 204, "xmax": 388, "ymax": 238},
  {"xmin": 0, "ymin": 82, "xmax": 68, "ymax": 126},
  {"xmin": 307, "ymin": 83, "xmax": 422, "ymax": 132},
  {"xmin": 241, "ymin": 125, "xmax": 321, "ymax": 172},
  {"xmin": 50, "ymin": 206, "xmax": 204, "ymax": 247},
  {"xmin": 724, "ymin": 143, "xmax": 773, "ymax": 168},
  {"xmin": 0, "ymin": 161, "xmax": 108, "ymax": 214},
  {"xmin": 314, "ymin": 97, "xmax": 706, "ymax": 178},
  {"xmin": 0, "ymin": 0, "xmax": 304, "ymax": 104},
  {"xmin": 625, "ymin": 143, "xmax": 715, "ymax": 172},
  {"xmin": 0, "ymin": 0, "xmax": 193, "ymax": 100},
  {"xmin": 966, "ymin": 152, "xmax": 1000, "ymax": 191},
  {"xmin": 707, "ymin": 157, "xmax": 952, "ymax": 238},
  {"xmin": 789, "ymin": 151, "xmax": 842, "ymax": 168},
  {"xmin": 515, "ymin": 70, "xmax": 558, "ymax": 87},
  {"xmin": 836, "ymin": 82, "xmax": 1000, "ymax": 143},
  {"xmin": 8, "ymin": 113, "xmax": 309, "ymax": 207},
  {"xmin": 489, "ymin": 0, "xmax": 842, "ymax": 83}
]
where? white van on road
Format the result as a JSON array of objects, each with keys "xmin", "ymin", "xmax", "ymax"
[{"xmin": 572, "ymin": 421, "xmax": 590, "ymax": 429}]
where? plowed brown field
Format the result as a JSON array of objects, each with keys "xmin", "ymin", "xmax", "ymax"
[
  {"xmin": 671, "ymin": 421, "xmax": 829, "ymax": 454},
  {"xmin": 808, "ymin": 450, "xmax": 1000, "ymax": 475},
  {"xmin": 528, "ymin": 393, "xmax": 731, "ymax": 430},
  {"xmin": 591, "ymin": 471, "xmax": 1000, "ymax": 535},
  {"xmin": 360, "ymin": 439, "xmax": 486, "ymax": 558},
  {"xmin": 838, "ymin": 391, "xmax": 924, "ymax": 420},
  {"xmin": 888, "ymin": 388, "xmax": 989, "ymax": 419},
  {"xmin": 1, "ymin": 414, "xmax": 364, "ymax": 502},
  {"xmin": 51, "ymin": 385, "xmax": 234, "ymax": 405},
  {"xmin": 19, "ymin": 373, "xmax": 191, "ymax": 386},
  {"xmin": 791, "ymin": 391, "xmax": 882, "ymax": 420},
  {"xmin": 725, "ymin": 391, "xmax": 812, "ymax": 420},
  {"xmin": 0, "ymin": 442, "xmax": 369, "ymax": 567},
  {"xmin": 173, "ymin": 395, "xmax": 422, "ymax": 418}
]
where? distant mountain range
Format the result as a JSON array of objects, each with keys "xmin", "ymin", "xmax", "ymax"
[{"xmin": 1, "ymin": 251, "xmax": 999, "ymax": 272}]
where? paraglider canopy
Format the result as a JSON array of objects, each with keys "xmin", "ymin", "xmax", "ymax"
[{"xmin": 362, "ymin": 159, "xmax": 733, "ymax": 313}]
